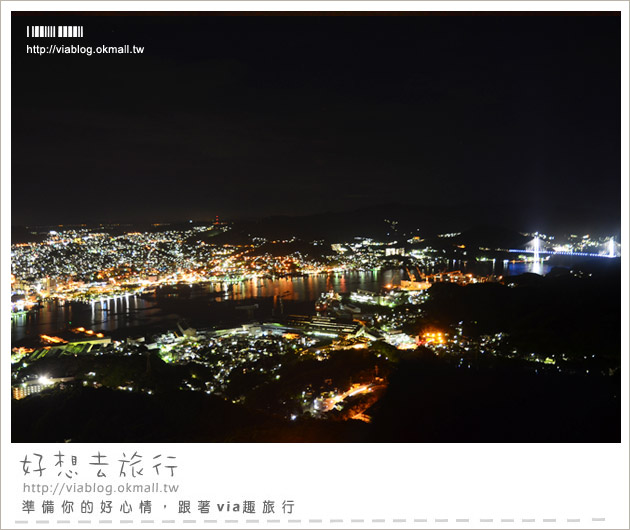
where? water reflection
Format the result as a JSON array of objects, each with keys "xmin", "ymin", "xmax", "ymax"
[
  {"xmin": 202, "ymin": 271, "xmax": 404, "ymax": 304},
  {"xmin": 10, "ymin": 261, "xmax": 556, "ymax": 343}
]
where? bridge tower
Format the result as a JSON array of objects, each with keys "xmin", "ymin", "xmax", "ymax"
[
  {"xmin": 533, "ymin": 234, "xmax": 541, "ymax": 262},
  {"xmin": 608, "ymin": 237, "xmax": 616, "ymax": 258}
]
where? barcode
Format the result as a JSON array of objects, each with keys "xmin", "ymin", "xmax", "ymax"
[{"xmin": 26, "ymin": 26, "xmax": 84, "ymax": 38}]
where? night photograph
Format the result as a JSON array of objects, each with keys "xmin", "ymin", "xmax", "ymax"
[{"xmin": 10, "ymin": 12, "xmax": 622, "ymax": 442}]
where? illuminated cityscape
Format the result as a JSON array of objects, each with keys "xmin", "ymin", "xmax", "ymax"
[{"xmin": 10, "ymin": 219, "xmax": 621, "ymax": 442}]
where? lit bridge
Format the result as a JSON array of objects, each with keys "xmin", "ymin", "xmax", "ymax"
[{"xmin": 508, "ymin": 236, "xmax": 619, "ymax": 259}]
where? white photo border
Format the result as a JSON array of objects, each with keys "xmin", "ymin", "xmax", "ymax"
[{"xmin": 1, "ymin": 2, "xmax": 628, "ymax": 529}]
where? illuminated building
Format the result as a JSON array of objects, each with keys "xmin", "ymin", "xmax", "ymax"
[
  {"xmin": 12, "ymin": 377, "xmax": 75, "ymax": 400},
  {"xmin": 287, "ymin": 315, "xmax": 359, "ymax": 336}
]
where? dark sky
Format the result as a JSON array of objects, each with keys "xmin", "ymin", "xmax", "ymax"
[{"xmin": 11, "ymin": 13, "xmax": 621, "ymax": 228}]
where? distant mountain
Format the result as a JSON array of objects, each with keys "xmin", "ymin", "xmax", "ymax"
[
  {"xmin": 203, "ymin": 203, "xmax": 547, "ymax": 245},
  {"xmin": 12, "ymin": 200, "xmax": 619, "ymax": 245},
  {"xmin": 206, "ymin": 203, "xmax": 472, "ymax": 244},
  {"xmin": 11, "ymin": 226, "xmax": 46, "ymax": 244},
  {"xmin": 448, "ymin": 226, "xmax": 530, "ymax": 250}
]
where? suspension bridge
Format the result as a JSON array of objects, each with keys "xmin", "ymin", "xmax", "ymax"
[{"xmin": 508, "ymin": 236, "xmax": 620, "ymax": 259}]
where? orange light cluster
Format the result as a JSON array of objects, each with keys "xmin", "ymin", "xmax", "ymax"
[
  {"xmin": 12, "ymin": 347, "xmax": 35, "ymax": 354},
  {"xmin": 40, "ymin": 334, "xmax": 67, "ymax": 344},
  {"xmin": 71, "ymin": 328, "xmax": 104, "ymax": 338},
  {"xmin": 422, "ymin": 331, "xmax": 446, "ymax": 345}
]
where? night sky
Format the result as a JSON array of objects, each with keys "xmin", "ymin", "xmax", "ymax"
[{"xmin": 11, "ymin": 13, "xmax": 621, "ymax": 229}]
